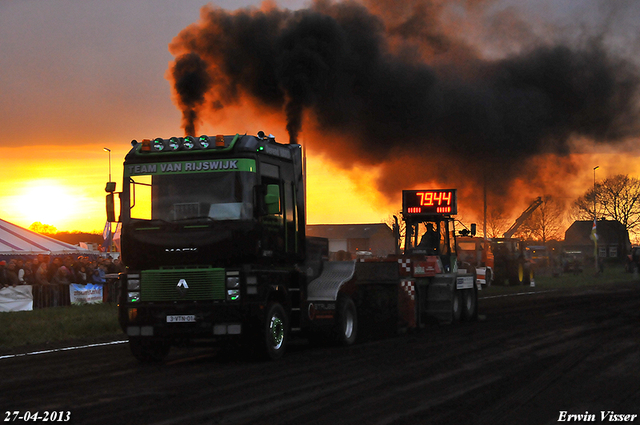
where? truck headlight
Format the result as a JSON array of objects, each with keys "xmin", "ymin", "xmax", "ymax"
[
  {"xmin": 226, "ymin": 276, "xmax": 240, "ymax": 289},
  {"xmin": 127, "ymin": 279, "xmax": 140, "ymax": 291},
  {"xmin": 226, "ymin": 289, "xmax": 240, "ymax": 301}
]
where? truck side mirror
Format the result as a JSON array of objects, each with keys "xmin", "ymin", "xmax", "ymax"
[
  {"xmin": 265, "ymin": 184, "xmax": 281, "ymax": 215},
  {"xmin": 471, "ymin": 223, "xmax": 477, "ymax": 237},
  {"xmin": 106, "ymin": 193, "xmax": 116, "ymax": 223}
]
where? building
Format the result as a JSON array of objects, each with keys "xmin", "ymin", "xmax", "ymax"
[
  {"xmin": 306, "ymin": 223, "xmax": 396, "ymax": 260},
  {"xmin": 564, "ymin": 220, "xmax": 630, "ymax": 259}
]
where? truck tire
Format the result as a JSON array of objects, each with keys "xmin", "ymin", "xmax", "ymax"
[
  {"xmin": 452, "ymin": 288, "xmax": 462, "ymax": 323},
  {"xmin": 517, "ymin": 262, "xmax": 525, "ymax": 285},
  {"xmin": 509, "ymin": 262, "xmax": 524, "ymax": 285},
  {"xmin": 485, "ymin": 269, "xmax": 493, "ymax": 287},
  {"xmin": 129, "ymin": 337, "xmax": 170, "ymax": 363},
  {"xmin": 523, "ymin": 264, "xmax": 534, "ymax": 285},
  {"xmin": 334, "ymin": 296, "xmax": 358, "ymax": 346},
  {"xmin": 262, "ymin": 302, "xmax": 288, "ymax": 360},
  {"xmin": 461, "ymin": 287, "xmax": 477, "ymax": 321}
]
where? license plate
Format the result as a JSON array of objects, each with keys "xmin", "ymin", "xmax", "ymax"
[{"xmin": 166, "ymin": 315, "xmax": 196, "ymax": 323}]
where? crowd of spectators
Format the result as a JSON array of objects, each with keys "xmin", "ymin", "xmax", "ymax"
[{"xmin": 0, "ymin": 255, "xmax": 125, "ymax": 289}]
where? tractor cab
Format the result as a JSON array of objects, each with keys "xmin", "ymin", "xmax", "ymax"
[{"xmin": 402, "ymin": 190, "xmax": 459, "ymax": 273}]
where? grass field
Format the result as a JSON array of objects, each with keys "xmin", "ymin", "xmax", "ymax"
[
  {"xmin": 1, "ymin": 264, "xmax": 638, "ymax": 352},
  {"xmin": 481, "ymin": 263, "xmax": 640, "ymax": 296},
  {"xmin": 0, "ymin": 303, "xmax": 121, "ymax": 352}
]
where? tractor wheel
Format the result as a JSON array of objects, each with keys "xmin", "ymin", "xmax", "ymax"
[
  {"xmin": 452, "ymin": 288, "xmax": 462, "ymax": 323},
  {"xmin": 461, "ymin": 287, "xmax": 478, "ymax": 321}
]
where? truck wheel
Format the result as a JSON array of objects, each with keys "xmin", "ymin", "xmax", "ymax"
[
  {"xmin": 129, "ymin": 338, "xmax": 170, "ymax": 363},
  {"xmin": 461, "ymin": 288, "xmax": 478, "ymax": 321},
  {"xmin": 452, "ymin": 288, "xmax": 462, "ymax": 323},
  {"xmin": 519, "ymin": 263, "xmax": 524, "ymax": 284},
  {"xmin": 514, "ymin": 262, "xmax": 525, "ymax": 285},
  {"xmin": 525, "ymin": 265, "xmax": 534, "ymax": 285},
  {"xmin": 485, "ymin": 269, "xmax": 493, "ymax": 287},
  {"xmin": 262, "ymin": 302, "xmax": 288, "ymax": 360},
  {"xmin": 334, "ymin": 296, "xmax": 357, "ymax": 346}
]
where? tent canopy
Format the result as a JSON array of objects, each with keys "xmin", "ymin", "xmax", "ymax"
[{"xmin": 0, "ymin": 218, "xmax": 95, "ymax": 256}]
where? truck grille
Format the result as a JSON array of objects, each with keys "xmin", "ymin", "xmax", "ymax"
[{"xmin": 140, "ymin": 268, "xmax": 225, "ymax": 301}]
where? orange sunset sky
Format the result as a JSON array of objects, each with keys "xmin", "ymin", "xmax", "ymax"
[{"xmin": 1, "ymin": 0, "xmax": 639, "ymax": 234}]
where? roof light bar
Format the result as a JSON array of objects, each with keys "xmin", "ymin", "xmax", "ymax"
[
  {"xmin": 152, "ymin": 138, "xmax": 165, "ymax": 151},
  {"xmin": 168, "ymin": 137, "xmax": 181, "ymax": 151},
  {"xmin": 138, "ymin": 134, "xmax": 241, "ymax": 153},
  {"xmin": 183, "ymin": 136, "xmax": 196, "ymax": 150},
  {"xmin": 198, "ymin": 135, "xmax": 210, "ymax": 149}
]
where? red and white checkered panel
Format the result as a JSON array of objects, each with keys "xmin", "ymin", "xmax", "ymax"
[
  {"xmin": 398, "ymin": 279, "xmax": 416, "ymax": 329},
  {"xmin": 398, "ymin": 258, "xmax": 412, "ymax": 276},
  {"xmin": 400, "ymin": 279, "xmax": 415, "ymax": 301}
]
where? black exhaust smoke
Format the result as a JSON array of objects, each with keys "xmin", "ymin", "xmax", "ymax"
[
  {"xmin": 171, "ymin": 52, "xmax": 211, "ymax": 137},
  {"xmin": 168, "ymin": 0, "xmax": 640, "ymax": 211}
]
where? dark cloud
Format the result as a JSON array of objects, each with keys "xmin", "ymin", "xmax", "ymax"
[{"xmin": 168, "ymin": 0, "xmax": 640, "ymax": 211}]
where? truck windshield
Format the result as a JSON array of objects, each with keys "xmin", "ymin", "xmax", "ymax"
[{"xmin": 128, "ymin": 171, "xmax": 255, "ymax": 222}]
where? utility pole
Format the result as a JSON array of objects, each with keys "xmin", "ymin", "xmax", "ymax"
[
  {"xmin": 594, "ymin": 166, "xmax": 599, "ymax": 273},
  {"xmin": 483, "ymin": 174, "xmax": 487, "ymax": 244},
  {"xmin": 104, "ymin": 147, "xmax": 112, "ymax": 182}
]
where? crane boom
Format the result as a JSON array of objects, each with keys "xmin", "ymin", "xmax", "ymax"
[{"xmin": 503, "ymin": 197, "xmax": 543, "ymax": 238}]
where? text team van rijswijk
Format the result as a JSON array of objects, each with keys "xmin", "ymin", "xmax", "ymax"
[{"xmin": 127, "ymin": 160, "xmax": 241, "ymax": 175}]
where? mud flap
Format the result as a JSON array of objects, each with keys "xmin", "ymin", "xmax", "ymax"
[{"xmin": 307, "ymin": 261, "xmax": 357, "ymax": 301}]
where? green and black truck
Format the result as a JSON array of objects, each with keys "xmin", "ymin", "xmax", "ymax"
[{"xmin": 107, "ymin": 132, "xmax": 477, "ymax": 362}]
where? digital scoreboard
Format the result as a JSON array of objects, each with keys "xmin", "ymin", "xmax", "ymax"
[{"xmin": 402, "ymin": 189, "xmax": 457, "ymax": 215}]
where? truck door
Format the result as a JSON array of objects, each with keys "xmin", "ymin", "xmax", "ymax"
[{"xmin": 260, "ymin": 163, "xmax": 285, "ymax": 256}]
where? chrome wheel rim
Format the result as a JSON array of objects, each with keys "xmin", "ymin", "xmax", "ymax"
[
  {"xmin": 343, "ymin": 309, "xmax": 354, "ymax": 339},
  {"xmin": 270, "ymin": 315, "xmax": 284, "ymax": 350}
]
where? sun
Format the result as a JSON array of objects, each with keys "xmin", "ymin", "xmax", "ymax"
[{"xmin": 14, "ymin": 180, "xmax": 80, "ymax": 228}]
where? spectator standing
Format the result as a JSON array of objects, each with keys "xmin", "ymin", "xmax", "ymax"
[
  {"xmin": 92, "ymin": 265, "xmax": 106, "ymax": 284},
  {"xmin": 63, "ymin": 256, "xmax": 77, "ymax": 283},
  {"xmin": 47, "ymin": 257, "xmax": 62, "ymax": 281},
  {"xmin": 113, "ymin": 258, "xmax": 125, "ymax": 273},
  {"xmin": 0, "ymin": 261, "xmax": 8, "ymax": 287},
  {"xmin": 52, "ymin": 266, "xmax": 71, "ymax": 285},
  {"xmin": 76, "ymin": 265, "xmax": 88, "ymax": 285},
  {"xmin": 35, "ymin": 262, "xmax": 49, "ymax": 285},
  {"xmin": 16, "ymin": 259, "xmax": 25, "ymax": 284},
  {"xmin": 5, "ymin": 261, "xmax": 20, "ymax": 287},
  {"xmin": 22, "ymin": 260, "xmax": 35, "ymax": 285}
]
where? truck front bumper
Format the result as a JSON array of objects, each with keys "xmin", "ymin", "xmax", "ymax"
[{"xmin": 121, "ymin": 301, "xmax": 262, "ymax": 339}]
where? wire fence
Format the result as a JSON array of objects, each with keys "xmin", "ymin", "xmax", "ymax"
[{"xmin": 30, "ymin": 278, "xmax": 119, "ymax": 308}]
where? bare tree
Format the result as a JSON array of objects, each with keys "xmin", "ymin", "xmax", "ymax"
[
  {"xmin": 485, "ymin": 208, "xmax": 511, "ymax": 238},
  {"xmin": 572, "ymin": 174, "xmax": 640, "ymax": 234},
  {"xmin": 519, "ymin": 196, "xmax": 565, "ymax": 243},
  {"xmin": 382, "ymin": 213, "xmax": 404, "ymax": 251}
]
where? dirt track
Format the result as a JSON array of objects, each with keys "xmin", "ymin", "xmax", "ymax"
[{"xmin": 1, "ymin": 282, "xmax": 639, "ymax": 425}]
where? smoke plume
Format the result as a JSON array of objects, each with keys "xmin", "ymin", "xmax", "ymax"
[
  {"xmin": 167, "ymin": 0, "xmax": 640, "ymax": 216},
  {"xmin": 171, "ymin": 52, "xmax": 211, "ymax": 136}
]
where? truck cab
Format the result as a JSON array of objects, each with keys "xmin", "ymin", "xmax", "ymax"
[
  {"xmin": 112, "ymin": 133, "xmax": 313, "ymax": 361},
  {"xmin": 456, "ymin": 237, "xmax": 494, "ymax": 287}
]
